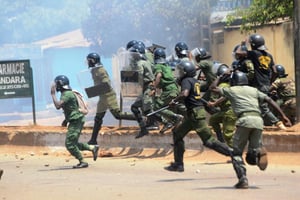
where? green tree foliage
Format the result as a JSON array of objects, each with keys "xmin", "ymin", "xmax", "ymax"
[
  {"xmin": 226, "ymin": 0, "xmax": 293, "ymax": 32},
  {"xmin": 0, "ymin": 0, "xmax": 90, "ymax": 44},
  {"xmin": 82, "ymin": 0, "xmax": 217, "ymax": 56}
]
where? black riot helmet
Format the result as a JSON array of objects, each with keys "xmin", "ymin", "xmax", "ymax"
[
  {"xmin": 130, "ymin": 43, "xmax": 145, "ymax": 54},
  {"xmin": 137, "ymin": 41, "xmax": 146, "ymax": 48},
  {"xmin": 249, "ymin": 34, "xmax": 267, "ymax": 50},
  {"xmin": 129, "ymin": 43, "xmax": 146, "ymax": 60},
  {"xmin": 175, "ymin": 42, "xmax": 189, "ymax": 58},
  {"xmin": 216, "ymin": 64, "xmax": 230, "ymax": 82},
  {"xmin": 153, "ymin": 48, "xmax": 166, "ymax": 64},
  {"xmin": 216, "ymin": 64, "xmax": 230, "ymax": 76},
  {"xmin": 176, "ymin": 60, "xmax": 196, "ymax": 79},
  {"xmin": 126, "ymin": 40, "xmax": 138, "ymax": 50},
  {"xmin": 275, "ymin": 64, "xmax": 288, "ymax": 78},
  {"xmin": 54, "ymin": 75, "xmax": 72, "ymax": 92},
  {"xmin": 87, "ymin": 52, "xmax": 101, "ymax": 68},
  {"xmin": 232, "ymin": 44, "xmax": 248, "ymax": 60},
  {"xmin": 194, "ymin": 47, "xmax": 211, "ymax": 62},
  {"xmin": 230, "ymin": 71, "xmax": 248, "ymax": 86}
]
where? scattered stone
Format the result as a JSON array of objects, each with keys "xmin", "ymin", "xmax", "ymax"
[
  {"xmin": 43, "ymin": 152, "xmax": 49, "ymax": 156},
  {"xmin": 44, "ymin": 164, "xmax": 50, "ymax": 167},
  {"xmin": 291, "ymin": 170, "xmax": 296, "ymax": 173}
]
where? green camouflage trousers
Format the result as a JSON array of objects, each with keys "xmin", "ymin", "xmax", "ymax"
[
  {"xmin": 209, "ymin": 108, "xmax": 236, "ymax": 147},
  {"xmin": 65, "ymin": 117, "xmax": 91, "ymax": 161}
]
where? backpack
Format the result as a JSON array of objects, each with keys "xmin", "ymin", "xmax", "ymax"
[{"xmin": 72, "ymin": 90, "xmax": 89, "ymax": 115}]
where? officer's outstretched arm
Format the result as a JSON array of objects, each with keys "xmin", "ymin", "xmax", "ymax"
[{"xmin": 264, "ymin": 96, "xmax": 292, "ymax": 127}]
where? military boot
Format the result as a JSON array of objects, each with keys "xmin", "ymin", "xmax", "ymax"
[
  {"xmin": 257, "ymin": 147, "xmax": 268, "ymax": 170},
  {"xmin": 234, "ymin": 176, "xmax": 249, "ymax": 189},
  {"xmin": 135, "ymin": 126, "xmax": 149, "ymax": 139}
]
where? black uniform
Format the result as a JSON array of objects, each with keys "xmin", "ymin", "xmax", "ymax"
[{"xmin": 165, "ymin": 76, "xmax": 232, "ymax": 172}]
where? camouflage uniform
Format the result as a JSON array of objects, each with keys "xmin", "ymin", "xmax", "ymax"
[
  {"xmin": 209, "ymin": 81, "xmax": 236, "ymax": 147},
  {"xmin": 153, "ymin": 63, "xmax": 181, "ymax": 133},
  {"xmin": 195, "ymin": 59, "xmax": 217, "ymax": 114},
  {"xmin": 60, "ymin": 90, "xmax": 92, "ymax": 162},
  {"xmin": 270, "ymin": 77, "xmax": 296, "ymax": 124}
]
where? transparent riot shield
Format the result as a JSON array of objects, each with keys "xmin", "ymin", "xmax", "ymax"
[
  {"xmin": 113, "ymin": 48, "xmax": 144, "ymax": 126},
  {"xmin": 117, "ymin": 50, "xmax": 143, "ymax": 98}
]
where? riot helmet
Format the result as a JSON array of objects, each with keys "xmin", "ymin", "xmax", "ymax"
[
  {"xmin": 126, "ymin": 40, "xmax": 138, "ymax": 50},
  {"xmin": 54, "ymin": 75, "xmax": 72, "ymax": 92},
  {"xmin": 192, "ymin": 47, "xmax": 211, "ymax": 62},
  {"xmin": 275, "ymin": 64, "xmax": 288, "ymax": 78},
  {"xmin": 167, "ymin": 60, "xmax": 179, "ymax": 71},
  {"xmin": 175, "ymin": 42, "xmax": 189, "ymax": 58},
  {"xmin": 249, "ymin": 34, "xmax": 267, "ymax": 50},
  {"xmin": 216, "ymin": 64, "xmax": 230, "ymax": 82},
  {"xmin": 87, "ymin": 53, "xmax": 101, "ymax": 68},
  {"xmin": 153, "ymin": 48, "xmax": 166, "ymax": 64},
  {"xmin": 129, "ymin": 43, "xmax": 146, "ymax": 60},
  {"xmin": 230, "ymin": 71, "xmax": 248, "ymax": 86},
  {"xmin": 137, "ymin": 41, "xmax": 146, "ymax": 48},
  {"xmin": 216, "ymin": 64, "xmax": 230, "ymax": 76},
  {"xmin": 176, "ymin": 60, "xmax": 196, "ymax": 79},
  {"xmin": 232, "ymin": 44, "xmax": 248, "ymax": 60}
]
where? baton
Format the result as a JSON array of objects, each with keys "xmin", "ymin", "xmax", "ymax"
[
  {"xmin": 146, "ymin": 105, "xmax": 170, "ymax": 117},
  {"xmin": 200, "ymin": 97, "xmax": 221, "ymax": 114},
  {"xmin": 146, "ymin": 101, "xmax": 179, "ymax": 117}
]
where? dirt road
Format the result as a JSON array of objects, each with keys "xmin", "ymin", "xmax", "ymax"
[{"xmin": 1, "ymin": 145, "xmax": 300, "ymax": 200}]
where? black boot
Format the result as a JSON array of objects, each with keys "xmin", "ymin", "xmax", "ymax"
[
  {"xmin": 232, "ymin": 155, "xmax": 248, "ymax": 189},
  {"xmin": 135, "ymin": 126, "xmax": 149, "ymax": 139},
  {"xmin": 234, "ymin": 176, "xmax": 248, "ymax": 189},
  {"xmin": 164, "ymin": 162, "xmax": 184, "ymax": 172},
  {"xmin": 88, "ymin": 116, "xmax": 103, "ymax": 145}
]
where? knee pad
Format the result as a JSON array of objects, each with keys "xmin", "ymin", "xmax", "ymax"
[{"xmin": 246, "ymin": 150, "xmax": 258, "ymax": 165}]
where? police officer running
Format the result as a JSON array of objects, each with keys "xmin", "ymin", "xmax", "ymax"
[
  {"xmin": 164, "ymin": 61, "xmax": 233, "ymax": 172},
  {"xmin": 86, "ymin": 53, "xmax": 136, "ymax": 145}
]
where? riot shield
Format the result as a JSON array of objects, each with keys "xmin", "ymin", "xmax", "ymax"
[
  {"xmin": 77, "ymin": 66, "xmax": 112, "ymax": 98},
  {"xmin": 117, "ymin": 50, "xmax": 143, "ymax": 98}
]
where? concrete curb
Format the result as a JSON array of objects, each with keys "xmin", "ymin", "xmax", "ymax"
[{"xmin": 0, "ymin": 126, "xmax": 299, "ymax": 152}]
